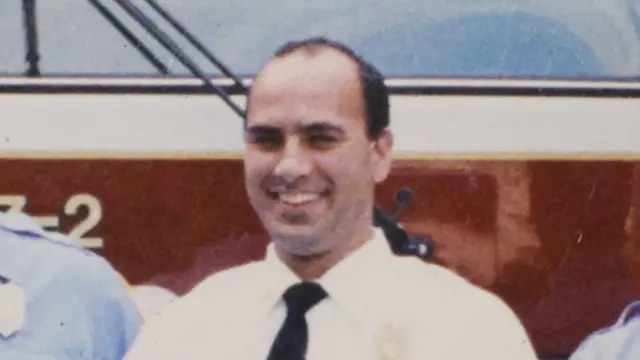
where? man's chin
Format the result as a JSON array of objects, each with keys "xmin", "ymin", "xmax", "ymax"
[
  {"xmin": 269, "ymin": 222, "xmax": 315, "ymax": 241},
  {"xmin": 267, "ymin": 223, "xmax": 327, "ymax": 255}
]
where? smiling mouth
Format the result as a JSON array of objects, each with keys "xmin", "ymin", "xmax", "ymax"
[
  {"xmin": 280, "ymin": 193, "xmax": 319, "ymax": 205},
  {"xmin": 267, "ymin": 190, "xmax": 330, "ymax": 207}
]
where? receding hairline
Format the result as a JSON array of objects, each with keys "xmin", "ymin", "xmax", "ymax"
[
  {"xmin": 247, "ymin": 45, "xmax": 363, "ymax": 118},
  {"xmin": 275, "ymin": 41, "xmax": 351, "ymax": 58},
  {"xmin": 257, "ymin": 45, "xmax": 360, "ymax": 82}
]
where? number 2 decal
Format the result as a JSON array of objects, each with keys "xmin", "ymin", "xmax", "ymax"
[
  {"xmin": 64, "ymin": 194, "xmax": 104, "ymax": 249},
  {"xmin": 0, "ymin": 193, "xmax": 104, "ymax": 249}
]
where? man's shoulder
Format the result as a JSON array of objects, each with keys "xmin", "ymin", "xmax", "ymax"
[
  {"xmin": 132, "ymin": 261, "xmax": 266, "ymax": 342},
  {"xmin": 184, "ymin": 260, "xmax": 265, "ymax": 301},
  {"xmin": 395, "ymin": 257, "xmax": 486, "ymax": 295},
  {"xmin": 0, "ymin": 212, "xmax": 140, "ymax": 357},
  {"xmin": 570, "ymin": 301, "xmax": 640, "ymax": 360},
  {"xmin": 389, "ymin": 258, "xmax": 537, "ymax": 357},
  {"xmin": 0, "ymin": 211, "xmax": 94, "ymax": 257},
  {"xmin": 154, "ymin": 260, "xmax": 265, "ymax": 314},
  {"xmin": 392, "ymin": 257, "xmax": 516, "ymax": 319},
  {"xmin": 0, "ymin": 211, "xmax": 124, "ymax": 290}
]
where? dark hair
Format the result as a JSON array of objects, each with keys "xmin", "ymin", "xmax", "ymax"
[{"xmin": 250, "ymin": 37, "xmax": 389, "ymax": 140}]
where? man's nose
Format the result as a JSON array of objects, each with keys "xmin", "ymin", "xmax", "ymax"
[{"xmin": 273, "ymin": 137, "xmax": 313, "ymax": 182}]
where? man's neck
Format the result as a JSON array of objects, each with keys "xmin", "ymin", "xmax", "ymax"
[{"xmin": 276, "ymin": 227, "xmax": 374, "ymax": 281}]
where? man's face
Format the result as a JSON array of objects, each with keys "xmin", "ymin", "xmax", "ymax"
[{"xmin": 244, "ymin": 49, "xmax": 392, "ymax": 256}]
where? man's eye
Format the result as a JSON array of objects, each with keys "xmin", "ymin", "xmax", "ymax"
[
  {"xmin": 251, "ymin": 136, "xmax": 283, "ymax": 150},
  {"xmin": 307, "ymin": 134, "xmax": 336, "ymax": 148}
]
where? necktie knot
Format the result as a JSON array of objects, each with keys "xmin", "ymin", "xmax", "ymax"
[
  {"xmin": 283, "ymin": 282, "xmax": 327, "ymax": 315},
  {"xmin": 267, "ymin": 282, "xmax": 327, "ymax": 360}
]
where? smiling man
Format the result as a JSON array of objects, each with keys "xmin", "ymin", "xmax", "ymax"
[
  {"xmin": 241, "ymin": 40, "xmax": 392, "ymax": 280},
  {"xmin": 124, "ymin": 37, "xmax": 538, "ymax": 360}
]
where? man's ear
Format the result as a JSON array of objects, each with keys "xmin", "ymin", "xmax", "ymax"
[{"xmin": 371, "ymin": 128, "xmax": 394, "ymax": 183}]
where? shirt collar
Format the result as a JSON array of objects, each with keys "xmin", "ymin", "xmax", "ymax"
[{"xmin": 260, "ymin": 228, "xmax": 393, "ymax": 317}]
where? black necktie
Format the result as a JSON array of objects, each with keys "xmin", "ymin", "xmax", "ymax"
[{"xmin": 266, "ymin": 282, "xmax": 328, "ymax": 360}]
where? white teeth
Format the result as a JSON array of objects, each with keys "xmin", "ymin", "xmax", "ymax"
[{"xmin": 279, "ymin": 193, "xmax": 319, "ymax": 205}]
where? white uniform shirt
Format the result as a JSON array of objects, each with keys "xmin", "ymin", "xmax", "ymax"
[
  {"xmin": 125, "ymin": 228, "xmax": 538, "ymax": 360},
  {"xmin": 130, "ymin": 285, "xmax": 178, "ymax": 321}
]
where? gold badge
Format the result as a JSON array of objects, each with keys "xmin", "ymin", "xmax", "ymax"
[
  {"xmin": 374, "ymin": 321, "xmax": 409, "ymax": 360},
  {"xmin": 0, "ymin": 281, "xmax": 26, "ymax": 338}
]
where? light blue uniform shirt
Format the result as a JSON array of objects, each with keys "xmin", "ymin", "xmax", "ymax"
[
  {"xmin": 0, "ymin": 211, "xmax": 142, "ymax": 359},
  {"xmin": 570, "ymin": 301, "xmax": 640, "ymax": 360}
]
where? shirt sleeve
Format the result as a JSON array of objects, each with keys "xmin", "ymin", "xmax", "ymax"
[
  {"xmin": 469, "ymin": 292, "xmax": 539, "ymax": 360},
  {"xmin": 568, "ymin": 302, "xmax": 640, "ymax": 360},
  {"xmin": 52, "ymin": 252, "xmax": 144, "ymax": 360},
  {"xmin": 123, "ymin": 293, "xmax": 207, "ymax": 360},
  {"xmin": 90, "ymin": 260, "xmax": 144, "ymax": 359},
  {"xmin": 123, "ymin": 312, "xmax": 172, "ymax": 360},
  {"xmin": 123, "ymin": 268, "xmax": 246, "ymax": 360}
]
